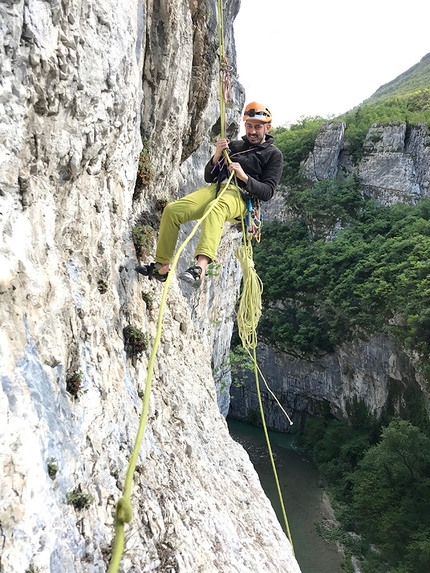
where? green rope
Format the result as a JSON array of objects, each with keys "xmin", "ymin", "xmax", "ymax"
[
  {"xmin": 235, "ymin": 223, "xmax": 295, "ymax": 554},
  {"xmin": 108, "ymin": 171, "xmax": 236, "ymax": 572},
  {"xmin": 217, "ymin": 1, "xmax": 294, "ymax": 548}
]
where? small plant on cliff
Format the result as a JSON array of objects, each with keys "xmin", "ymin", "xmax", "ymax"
[
  {"xmin": 123, "ymin": 325, "xmax": 150, "ymax": 358},
  {"xmin": 137, "ymin": 138, "xmax": 153, "ymax": 185},
  {"xmin": 132, "ymin": 224, "xmax": 154, "ymax": 260},
  {"xmin": 141, "ymin": 290, "xmax": 155, "ymax": 311},
  {"xmin": 155, "ymin": 197, "xmax": 168, "ymax": 212},
  {"xmin": 97, "ymin": 279, "xmax": 108, "ymax": 294},
  {"xmin": 66, "ymin": 370, "xmax": 83, "ymax": 398},
  {"xmin": 206, "ymin": 261, "xmax": 221, "ymax": 277},
  {"xmin": 47, "ymin": 457, "xmax": 58, "ymax": 480},
  {"xmin": 67, "ymin": 487, "xmax": 94, "ymax": 510}
]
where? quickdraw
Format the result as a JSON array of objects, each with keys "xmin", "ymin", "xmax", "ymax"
[
  {"xmin": 220, "ymin": 56, "xmax": 233, "ymax": 104},
  {"xmin": 245, "ymin": 197, "xmax": 263, "ymax": 242}
]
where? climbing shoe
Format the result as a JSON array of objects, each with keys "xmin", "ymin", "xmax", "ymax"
[
  {"xmin": 135, "ymin": 262, "xmax": 168, "ymax": 282},
  {"xmin": 179, "ymin": 265, "xmax": 203, "ymax": 288}
]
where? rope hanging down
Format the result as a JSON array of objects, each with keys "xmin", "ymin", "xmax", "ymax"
[
  {"xmin": 108, "ymin": 172, "xmax": 237, "ymax": 573},
  {"xmin": 108, "ymin": 3, "xmax": 294, "ymax": 570},
  {"xmin": 235, "ymin": 218, "xmax": 295, "ymax": 553},
  {"xmin": 217, "ymin": 0, "xmax": 295, "ymax": 550}
]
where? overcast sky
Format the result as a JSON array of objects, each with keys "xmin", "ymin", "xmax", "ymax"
[{"xmin": 234, "ymin": 0, "xmax": 430, "ymax": 128}]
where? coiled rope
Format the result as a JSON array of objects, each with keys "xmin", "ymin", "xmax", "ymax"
[{"xmin": 235, "ymin": 220, "xmax": 295, "ymax": 553}]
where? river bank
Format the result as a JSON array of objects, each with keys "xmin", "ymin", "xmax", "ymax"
[{"xmin": 227, "ymin": 418, "xmax": 344, "ymax": 573}]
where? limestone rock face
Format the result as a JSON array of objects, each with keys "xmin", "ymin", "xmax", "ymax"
[
  {"xmin": 301, "ymin": 120, "xmax": 430, "ymax": 204},
  {"xmin": 358, "ymin": 123, "xmax": 422, "ymax": 204},
  {"xmin": 230, "ymin": 337, "xmax": 426, "ymax": 430},
  {"xmin": 0, "ymin": 1, "xmax": 299, "ymax": 572},
  {"xmin": 302, "ymin": 122, "xmax": 345, "ymax": 181}
]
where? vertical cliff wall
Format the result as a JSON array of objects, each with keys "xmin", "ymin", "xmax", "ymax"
[
  {"xmin": 0, "ymin": 1, "xmax": 300, "ymax": 571},
  {"xmin": 230, "ymin": 339, "xmax": 427, "ymax": 430},
  {"xmin": 303, "ymin": 120, "xmax": 430, "ymax": 203}
]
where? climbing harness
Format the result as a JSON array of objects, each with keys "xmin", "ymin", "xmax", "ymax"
[{"xmin": 245, "ymin": 196, "xmax": 262, "ymax": 242}]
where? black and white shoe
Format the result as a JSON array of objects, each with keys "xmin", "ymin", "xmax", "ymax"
[
  {"xmin": 135, "ymin": 262, "xmax": 168, "ymax": 282},
  {"xmin": 179, "ymin": 265, "xmax": 203, "ymax": 288}
]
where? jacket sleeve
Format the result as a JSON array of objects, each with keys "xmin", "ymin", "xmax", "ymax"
[{"xmin": 245, "ymin": 147, "xmax": 284, "ymax": 201}]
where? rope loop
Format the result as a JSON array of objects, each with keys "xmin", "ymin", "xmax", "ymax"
[{"xmin": 220, "ymin": 56, "xmax": 233, "ymax": 103}]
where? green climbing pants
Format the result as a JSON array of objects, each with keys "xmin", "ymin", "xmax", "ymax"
[{"xmin": 155, "ymin": 182, "xmax": 246, "ymax": 264}]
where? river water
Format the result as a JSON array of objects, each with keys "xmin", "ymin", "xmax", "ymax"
[{"xmin": 227, "ymin": 418, "xmax": 343, "ymax": 573}]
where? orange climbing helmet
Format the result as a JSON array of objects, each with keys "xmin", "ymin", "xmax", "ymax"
[{"xmin": 243, "ymin": 102, "xmax": 272, "ymax": 123}]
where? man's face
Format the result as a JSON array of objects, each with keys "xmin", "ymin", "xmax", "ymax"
[{"xmin": 244, "ymin": 120, "xmax": 270, "ymax": 144}]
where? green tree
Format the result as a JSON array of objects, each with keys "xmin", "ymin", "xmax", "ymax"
[
  {"xmin": 255, "ymin": 195, "xmax": 430, "ymax": 368},
  {"xmin": 352, "ymin": 419, "xmax": 430, "ymax": 571},
  {"xmin": 287, "ymin": 175, "xmax": 362, "ymax": 239}
]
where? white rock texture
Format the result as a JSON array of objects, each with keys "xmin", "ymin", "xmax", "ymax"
[
  {"xmin": 0, "ymin": 0, "xmax": 300, "ymax": 572},
  {"xmin": 230, "ymin": 337, "xmax": 427, "ymax": 429},
  {"xmin": 358, "ymin": 123, "xmax": 422, "ymax": 204},
  {"xmin": 301, "ymin": 120, "xmax": 430, "ymax": 204},
  {"xmin": 302, "ymin": 122, "xmax": 345, "ymax": 182}
]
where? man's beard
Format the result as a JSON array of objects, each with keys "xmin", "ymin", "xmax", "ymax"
[{"xmin": 246, "ymin": 133, "xmax": 265, "ymax": 145}]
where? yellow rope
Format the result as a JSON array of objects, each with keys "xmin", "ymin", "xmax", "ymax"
[
  {"xmin": 235, "ymin": 226, "xmax": 295, "ymax": 554},
  {"xmin": 218, "ymin": 0, "xmax": 226, "ymax": 138},
  {"xmin": 218, "ymin": 0, "xmax": 295, "ymax": 554},
  {"xmin": 217, "ymin": 0, "xmax": 234, "ymax": 170},
  {"xmin": 243, "ymin": 346, "xmax": 294, "ymax": 427},
  {"xmin": 108, "ymin": 171, "xmax": 236, "ymax": 572},
  {"xmin": 235, "ymin": 241, "xmax": 263, "ymax": 349},
  {"xmin": 109, "ymin": 2, "xmax": 293, "ymax": 568}
]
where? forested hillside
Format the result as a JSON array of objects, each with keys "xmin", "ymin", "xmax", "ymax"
[
  {"xmin": 252, "ymin": 56, "xmax": 430, "ymax": 573},
  {"xmin": 365, "ymin": 52, "xmax": 430, "ymax": 105}
]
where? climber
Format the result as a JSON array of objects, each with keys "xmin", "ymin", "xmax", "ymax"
[{"xmin": 135, "ymin": 102, "xmax": 283, "ymax": 288}]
